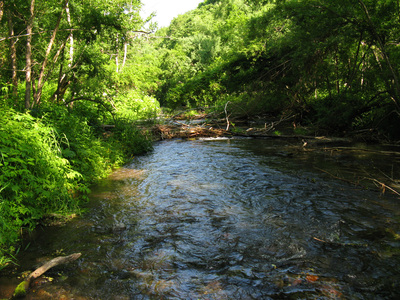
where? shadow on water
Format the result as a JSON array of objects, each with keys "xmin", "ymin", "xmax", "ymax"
[{"xmin": 1, "ymin": 138, "xmax": 400, "ymax": 299}]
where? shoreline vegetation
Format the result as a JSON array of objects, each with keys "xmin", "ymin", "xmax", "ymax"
[
  {"xmin": 0, "ymin": 107, "xmax": 154, "ymax": 270},
  {"xmin": 2, "ymin": 0, "xmax": 400, "ymax": 276}
]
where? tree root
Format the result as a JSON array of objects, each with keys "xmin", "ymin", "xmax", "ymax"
[{"xmin": 12, "ymin": 253, "xmax": 81, "ymax": 298}]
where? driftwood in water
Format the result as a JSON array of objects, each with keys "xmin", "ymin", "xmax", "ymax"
[
  {"xmin": 152, "ymin": 124, "xmax": 227, "ymax": 139},
  {"xmin": 13, "ymin": 253, "xmax": 81, "ymax": 298}
]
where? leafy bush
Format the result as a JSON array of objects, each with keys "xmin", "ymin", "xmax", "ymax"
[
  {"xmin": 0, "ymin": 105, "xmax": 153, "ymax": 268},
  {"xmin": 114, "ymin": 90, "xmax": 160, "ymax": 120},
  {"xmin": 0, "ymin": 108, "xmax": 83, "ymax": 254},
  {"xmin": 112, "ymin": 118, "xmax": 153, "ymax": 157}
]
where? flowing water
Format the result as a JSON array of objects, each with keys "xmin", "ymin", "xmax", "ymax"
[{"xmin": 1, "ymin": 138, "xmax": 400, "ymax": 299}]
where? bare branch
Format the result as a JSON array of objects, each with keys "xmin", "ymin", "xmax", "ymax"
[{"xmin": 13, "ymin": 253, "xmax": 81, "ymax": 298}]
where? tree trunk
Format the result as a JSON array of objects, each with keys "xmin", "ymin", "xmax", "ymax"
[
  {"xmin": 116, "ymin": 55, "xmax": 119, "ymax": 73},
  {"xmin": 334, "ymin": 48, "xmax": 340, "ymax": 94},
  {"xmin": 8, "ymin": 11, "xmax": 18, "ymax": 98},
  {"xmin": 25, "ymin": 0, "xmax": 35, "ymax": 110},
  {"xmin": 0, "ymin": 1, "xmax": 4, "ymax": 22},
  {"xmin": 50, "ymin": 2, "xmax": 73, "ymax": 103},
  {"xmin": 346, "ymin": 32, "xmax": 363, "ymax": 91},
  {"xmin": 115, "ymin": 34, "xmax": 120, "ymax": 73},
  {"xmin": 122, "ymin": 42, "xmax": 128, "ymax": 69},
  {"xmin": 34, "ymin": 0, "xmax": 69, "ymax": 106},
  {"xmin": 51, "ymin": 56, "xmax": 71, "ymax": 103},
  {"xmin": 51, "ymin": 52, "xmax": 65, "ymax": 103},
  {"xmin": 66, "ymin": 1, "xmax": 73, "ymax": 66}
]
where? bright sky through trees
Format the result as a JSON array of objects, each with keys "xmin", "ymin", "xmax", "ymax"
[{"xmin": 141, "ymin": 0, "xmax": 204, "ymax": 28}]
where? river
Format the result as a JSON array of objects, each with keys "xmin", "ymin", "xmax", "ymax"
[{"xmin": 1, "ymin": 138, "xmax": 400, "ymax": 299}]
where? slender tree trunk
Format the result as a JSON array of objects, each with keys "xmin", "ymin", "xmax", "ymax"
[
  {"xmin": 116, "ymin": 55, "xmax": 119, "ymax": 73},
  {"xmin": 8, "ymin": 11, "xmax": 18, "ymax": 98},
  {"xmin": 346, "ymin": 32, "xmax": 363, "ymax": 91},
  {"xmin": 66, "ymin": 1, "xmax": 73, "ymax": 66},
  {"xmin": 51, "ymin": 49, "xmax": 72, "ymax": 103},
  {"xmin": 51, "ymin": 49, "xmax": 64, "ymax": 103},
  {"xmin": 334, "ymin": 48, "xmax": 340, "ymax": 94},
  {"xmin": 122, "ymin": 42, "xmax": 128, "ymax": 69},
  {"xmin": 34, "ymin": 0, "xmax": 69, "ymax": 106},
  {"xmin": 0, "ymin": 1, "xmax": 4, "ymax": 22},
  {"xmin": 115, "ymin": 34, "xmax": 120, "ymax": 73},
  {"xmin": 51, "ymin": 2, "xmax": 73, "ymax": 103},
  {"xmin": 25, "ymin": 0, "xmax": 35, "ymax": 110}
]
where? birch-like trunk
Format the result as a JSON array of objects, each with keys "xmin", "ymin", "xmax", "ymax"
[
  {"xmin": 25, "ymin": 0, "xmax": 35, "ymax": 109},
  {"xmin": 66, "ymin": 1, "xmax": 73, "ymax": 66},
  {"xmin": 8, "ymin": 11, "xmax": 18, "ymax": 98},
  {"xmin": 115, "ymin": 34, "xmax": 120, "ymax": 73},
  {"xmin": 122, "ymin": 42, "xmax": 128, "ymax": 69},
  {"xmin": 0, "ymin": 1, "xmax": 4, "ymax": 22}
]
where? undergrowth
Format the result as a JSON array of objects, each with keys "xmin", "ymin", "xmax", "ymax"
[{"xmin": 0, "ymin": 107, "xmax": 153, "ymax": 269}]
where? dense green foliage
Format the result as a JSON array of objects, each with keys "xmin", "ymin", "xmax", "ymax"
[
  {"xmin": 0, "ymin": 0, "xmax": 156, "ymax": 267},
  {"xmin": 0, "ymin": 109, "xmax": 82, "ymax": 247},
  {"xmin": 152, "ymin": 0, "xmax": 400, "ymax": 138}
]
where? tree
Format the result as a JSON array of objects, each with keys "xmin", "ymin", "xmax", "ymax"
[
  {"xmin": 0, "ymin": 0, "xmax": 144, "ymax": 110},
  {"xmin": 7, "ymin": 8, "xmax": 18, "ymax": 98},
  {"xmin": 0, "ymin": 1, "xmax": 3, "ymax": 21},
  {"xmin": 25, "ymin": 0, "xmax": 34, "ymax": 109},
  {"xmin": 152, "ymin": 0, "xmax": 400, "ymax": 136}
]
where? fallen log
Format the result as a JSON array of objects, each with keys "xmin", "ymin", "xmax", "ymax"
[{"xmin": 13, "ymin": 253, "xmax": 81, "ymax": 298}]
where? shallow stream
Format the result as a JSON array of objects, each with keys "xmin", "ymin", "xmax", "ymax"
[{"xmin": 1, "ymin": 138, "xmax": 400, "ymax": 299}]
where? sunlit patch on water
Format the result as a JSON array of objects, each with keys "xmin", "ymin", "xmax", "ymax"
[
  {"xmin": 107, "ymin": 167, "xmax": 148, "ymax": 181},
  {"xmin": 1, "ymin": 139, "xmax": 399, "ymax": 299}
]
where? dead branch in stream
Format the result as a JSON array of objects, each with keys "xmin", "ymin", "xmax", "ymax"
[
  {"xmin": 152, "ymin": 124, "xmax": 227, "ymax": 140},
  {"xmin": 13, "ymin": 253, "xmax": 81, "ymax": 298},
  {"xmin": 313, "ymin": 237, "xmax": 368, "ymax": 248},
  {"xmin": 367, "ymin": 177, "xmax": 400, "ymax": 196},
  {"xmin": 224, "ymin": 101, "xmax": 231, "ymax": 131},
  {"xmin": 315, "ymin": 167, "xmax": 400, "ymax": 197},
  {"xmin": 314, "ymin": 167, "xmax": 361, "ymax": 186}
]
